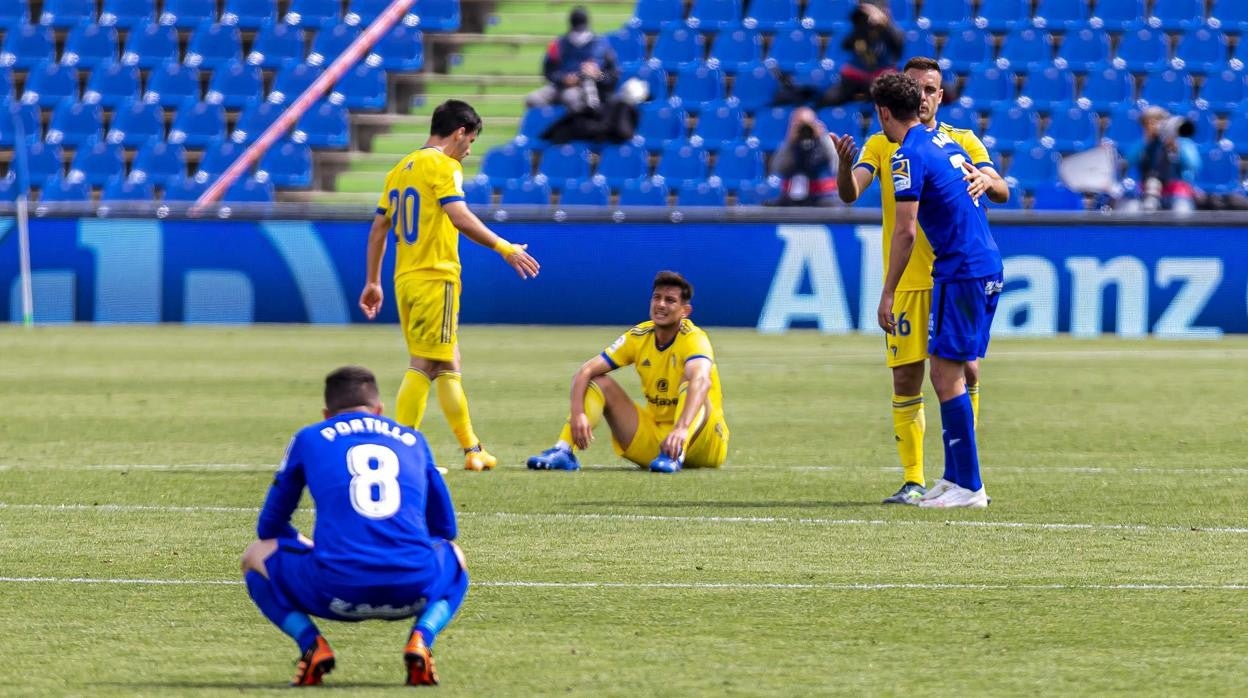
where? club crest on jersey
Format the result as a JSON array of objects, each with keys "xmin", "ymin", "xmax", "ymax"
[
  {"xmin": 891, "ymin": 157, "xmax": 911, "ymax": 191},
  {"xmin": 657, "ymin": 378, "xmax": 669, "ymax": 392}
]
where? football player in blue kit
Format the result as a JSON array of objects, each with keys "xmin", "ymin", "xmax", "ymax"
[
  {"xmin": 240, "ymin": 366, "xmax": 468, "ymax": 686},
  {"xmin": 867, "ymin": 72, "xmax": 1004, "ymax": 508}
]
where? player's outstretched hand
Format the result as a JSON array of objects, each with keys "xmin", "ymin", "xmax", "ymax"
[
  {"xmin": 359, "ymin": 282, "xmax": 384, "ymax": 320},
  {"xmin": 830, "ymin": 132, "xmax": 859, "ymax": 171},
  {"xmin": 961, "ymin": 159, "xmax": 990, "ymax": 201},
  {"xmin": 506, "ymin": 244, "xmax": 541, "ymax": 279}
]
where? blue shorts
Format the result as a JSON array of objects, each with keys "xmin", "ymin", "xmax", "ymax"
[
  {"xmin": 928, "ymin": 273, "xmax": 1003, "ymax": 362},
  {"xmin": 265, "ymin": 538, "xmax": 468, "ymax": 622}
]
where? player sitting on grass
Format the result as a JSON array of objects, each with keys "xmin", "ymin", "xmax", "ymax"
[
  {"xmin": 240, "ymin": 366, "xmax": 469, "ymax": 686},
  {"xmin": 527, "ymin": 271, "xmax": 729, "ymax": 473}
]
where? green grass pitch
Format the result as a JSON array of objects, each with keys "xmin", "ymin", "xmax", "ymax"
[{"xmin": 0, "ymin": 325, "xmax": 1245, "ymax": 696}]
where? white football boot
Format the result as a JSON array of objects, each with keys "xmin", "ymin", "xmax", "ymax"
[
  {"xmin": 917, "ymin": 483, "xmax": 989, "ymax": 509},
  {"xmin": 917, "ymin": 478, "xmax": 956, "ymax": 502}
]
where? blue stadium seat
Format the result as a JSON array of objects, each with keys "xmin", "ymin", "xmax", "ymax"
[
  {"xmin": 160, "ymin": 0, "xmax": 216, "ymax": 29},
  {"xmin": 674, "ymin": 61, "xmax": 724, "ymax": 108},
  {"xmin": 790, "ymin": 58, "xmax": 839, "ymax": 94},
  {"xmin": 959, "ymin": 66, "xmax": 1016, "ymax": 110},
  {"xmin": 1199, "ymin": 68, "xmax": 1246, "ymax": 112},
  {"xmin": 415, "ymin": 0, "xmax": 461, "ymax": 32},
  {"xmin": 0, "ymin": 23, "xmax": 55, "ymax": 70},
  {"xmin": 132, "ymin": 139, "xmax": 187, "ymax": 185},
  {"xmin": 62, "ymin": 23, "xmax": 118, "ymax": 69},
  {"xmin": 227, "ymin": 177, "xmax": 278, "ymax": 208},
  {"xmin": 196, "ymin": 136, "xmax": 243, "ymax": 177},
  {"xmin": 899, "ymin": 28, "xmax": 937, "ymax": 66},
  {"xmin": 597, "ymin": 141, "xmax": 648, "ymax": 186},
  {"xmin": 271, "ymin": 60, "xmax": 323, "ymax": 104},
  {"xmin": 1178, "ymin": 104, "xmax": 1218, "ymax": 145},
  {"xmin": 1045, "ymin": 105, "xmax": 1098, "ymax": 151},
  {"xmin": 656, "ymin": 140, "xmax": 709, "ymax": 187},
  {"xmin": 296, "ymin": 101, "xmax": 350, "ymax": 148},
  {"xmin": 101, "ymin": 175, "xmax": 155, "ymax": 202},
  {"xmin": 637, "ymin": 98, "xmax": 687, "ymax": 151},
  {"xmin": 559, "ymin": 177, "xmax": 610, "ymax": 206},
  {"xmin": 1173, "ymin": 27, "xmax": 1227, "ymax": 74},
  {"xmin": 2, "ymin": 99, "xmax": 41, "ymax": 143},
  {"xmin": 804, "ymin": 0, "xmax": 855, "ymax": 33},
  {"xmin": 107, "ymin": 97, "xmax": 164, "ymax": 146},
  {"xmin": 633, "ymin": 0, "xmax": 683, "ymax": 32},
  {"xmin": 676, "ymin": 178, "xmax": 726, "ymax": 207},
  {"xmin": 333, "ymin": 62, "xmax": 387, "ymax": 111},
  {"xmin": 692, "ymin": 98, "xmax": 744, "ymax": 150},
  {"xmin": 618, "ymin": 59, "xmax": 669, "ymax": 101},
  {"xmin": 1033, "ymin": 0, "xmax": 1088, "ymax": 32},
  {"xmin": 940, "ymin": 26, "xmax": 993, "ymax": 72},
  {"xmin": 1026, "ymin": 64, "xmax": 1075, "ymax": 111},
  {"xmin": 941, "ymin": 103, "xmax": 978, "ymax": 130},
  {"xmin": 618, "ymin": 175, "xmax": 669, "ymax": 206},
  {"xmin": 71, "ymin": 137, "xmax": 124, "ymax": 185},
  {"xmin": 654, "ymin": 22, "xmax": 705, "ymax": 71},
  {"xmin": 1156, "ymin": 0, "xmax": 1205, "ymax": 32},
  {"xmin": 0, "ymin": 68, "xmax": 11, "ymax": 98},
  {"xmin": 0, "ymin": 1, "xmax": 31, "ymax": 28},
  {"xmin": 856, "ymin": 183, "xmax": 882, "ymax": 207},
  {"xmin": 23, "ymin": 61, "xmax": 77, "ymax": 107},
  {"xmin": 231, "ymin": 99, "xmax": 283, "ymax": 143},
  {"xmin": 608, "ymin": 24, "xmax": 646, "ymax": 66},
  {"xmin": 45, "ymin": 99, "xmax": 102, "ymax": 147},
  {"xmin": 730, "ymin": 61, "xmax": 777, "ymax": 111},
  {"xmin": 481, "ymin": 141, "xmax": 533, "ymax": 185},
  {"xmin": 1009, "ymin": 140, "xmax": 1061, "ymax": 189},
  {"xmin": 308, "ymin": 20, "xmax": 360, "ymax": 67},
  {"xmin": 1220, "ymin": 116, "xmax": 1248, "ymax": 154},
  {"xmin": 890, "ymin": 0, "xmax": 916, "ymax": 25},
  {"xmin": 99, "ymin": 0, "xmax": 155, "ymax": 29},
  {"xmin": 40, "ymin": 172, "xmax": 91, "ymax": 203},
  {"xmin": 248, "ymin": 20, "xmax": 306, "ymax": 69},
  {"xmin": 39, "ymin": 0, "xmax": 96, "ymax": 28},
  {"xmin": 1210, "ymin": 0, "xmax": 1248, "ymax": 34},
  {"xmin": 1058, "ymin": 28, "xmax": 1111, "ymax": 73},
  {"xmin": 688, "ymin": 0, "xmax": 740, "ymax": 32},
  {"xmin": 185, "ymin": 22, "xmax": 243, "ymax": 68},
  {"xmin": 517, "ymin": 104, "xmax": 567, "ymax": 149},
  {"xmin": 221, "ymin": 0, "xmax": 276, "ymax": 29},
  {"xmin": 749, "ymin": 105, "xmax": 794, "ymax": 152},
  {"xmin": 538, "ymin": 143, "xmax": 592, "ymax": 183},
  {"xmin": 711, "ymin": 28, "xmax": 762, "ymax": 74},
  {"xmin": 1103, "ymin": 103, "xmax": 1142, "ymax": 144},
  {"xmin": 162, "ymin": 173, "xmax": 209, "ymax": 202},
  {"xmin": 744, "ymin": 0, "xmax": 796, "ymax": 32},
  {"xmin": 372, "ymin": 21, "xmax": 424, "ymax": 71},
  {"xmin": 462, "ymin": 174, "xmax": 491, "ymax": 206},
  {"xmin": 998, "ymin": 27, "xmax": 1053, "ymax": 73},
  {"xmin": 984, "ymin": 102, "xmax": 1038, "ymax": 154},
  {"xmin": 24, "ymin": 140, "xmax": 65, "ymax": 183},
  {"xmin": 0, "ymin": 172, "xmax": 21, "ymax": 201},
  {"xmin": 714, "ymin": 141, "xmax": 764, "ymax": 182},
  {"xmin": 1115, "ymin": 24, "xmax": 1169, "ymax": 72},
  {"xmin": 734, "ymin": 176, "xmax": 780, "ymax": 205},
  {"xmin": 1197, "ymin": 144, "xmax": 1242, "ymax": 193},
  {"xmin": 168, "ymin": 99, "xmax": 226, "ymax": 148},
  {"xmin": 767, "ymin": 24, "xmax": 820, "ymax": 72},
  {"xmin": 83, "ymin": 59, "xmax": 141, "ymax": 107},
  {"xmin": 500, "ymin": 177, "xmax": 552, "ymax": 205},
  {"xmin": 1090, "ymin": 0, "xmax": 1145, "ymax": 32},
  {"xmin": 1079, "ymin": 63, "xmax": 1134, "ymax": 110},
  {"xmin": 206, "ymin": 59, "xmax": 264, "ymax": 108},
  {"xmin": 1031, "ymin": 183, "xmax": 1084, "ymax": 210},
  {"xmin": 975, "ymin": 0, "xmax": 1029, "ymax": 32},
  {"xmin": 143, "ymin": 61, "xmax": 198, "ymax": 107},
  {"xmin": 346, "ymin": 0, "xmax": 417, "ymax": 26},
  {"xmin": 817, "ymin": 105, "xmax": 863, "ymax": 139},
  {"xmin": 285, "ymin": 0, "xmax": 340, "ymax": 27},
  {"xmin": 121, "ymin": 20, "xmax": 178, "ymax": 69},
  {"xmin": 918, "ymin": 0, "xmax": 971, "ymax": 31},
  {"xmin": 1139, "ymin": 70, "xmax": 1192, "ymax": 111}
]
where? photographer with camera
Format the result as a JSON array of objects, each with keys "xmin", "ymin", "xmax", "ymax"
[
  {"xmin": 525, "ymin": 7, "xmax": 619, "ymax": 114},
  {"xmin": 818, "ymin": 1, "xmax": 904, "ymax": 107},
  {"xmin": 767, "ymin": 107, "xmax": 840, "ymax": 207},
  {"xmin": 1125, "ymin": 106, "xmax": 1200, "ymax": 213}
]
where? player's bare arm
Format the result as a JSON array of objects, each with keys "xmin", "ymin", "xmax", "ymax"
[
  {"xmin": 832, "ymin": 133, "xmax": 871, "ymax": 203},
  {"xmin": 662, "ymin": 357, "xmax": 713, "ymax": 458},
  {"xmin": 879, "ymin": 200, "xmax": 919, "ymax": 333},
  {"xmin": 568, "ymin": 354, "xmax": 613, "ymax": 449},
  {"xmin": 962, "ymin": 161, "xmax": 1010, "ymax": 204},
  {"xmin": 359, "ymin": 212, "xmax": 390, "ymax": 320},
  {"xmin": 443, "ymin": 201, "xmax": 541, "ymax": 279}
]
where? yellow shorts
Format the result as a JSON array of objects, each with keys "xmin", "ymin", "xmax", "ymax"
[
  {"xmin": 395, "ymin": 275, "xmax": 459, "ymax": 363},
  {"xmin": 614, "ymin": 403, "xmax": 730, "ymax": 469},
  {"xmin": 884, "ymin": 288, "xmax": 932, "ymax": 368}
]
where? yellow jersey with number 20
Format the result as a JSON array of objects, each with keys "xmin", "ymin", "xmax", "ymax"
[{"xmin": 375, "ymin": 146, "xmax": 467, "ymax": 283}]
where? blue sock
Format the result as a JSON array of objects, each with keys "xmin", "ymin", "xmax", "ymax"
[
  {"xmin": 244, "ymin": 570, "xmax": 320, "ymax": 654},
  {"xmin": 940, "ymin": 392, "xmax": 982, "ymax": 491},
  {"xmin": 413, "ymin": 566, "xmax": 469, "ymax": 648}
]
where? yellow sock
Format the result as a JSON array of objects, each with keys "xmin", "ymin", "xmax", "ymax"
[
  {"xmin": 435, "ymin": 372, "xmax": 480, "ymax": 450},
  {"xmin": 396, "ymin": 368, "xmax": 432, "ymax": 429},
  {"xmin": 557, "ymin": 381, "xmax": 605, "ymax": 451},
  {"xmin": 892, "ymin": 394, "xmax": 925, "ymax": 486},
  {"xmin": 968, "ymin": 383, "xmax": 980, "ymax": 429}
]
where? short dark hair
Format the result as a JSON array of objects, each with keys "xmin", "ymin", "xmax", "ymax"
[
  {"xmin": 903, "ymin": 56, "xmax": 940, "ymax": 73},
  {"xmin": 653, "ymin": 270, "xmax": 693, "ymax": 302},
  {"xmin": 870, "ymin": 72, "xmax": 922, "ymax": 123},
  {"xmin": 430, "ymin": 99, "xmax": 483, "ymax": 138},
  {"xmin": 324, "ymin": 366, "xmax": 381, "ymax": 413}
]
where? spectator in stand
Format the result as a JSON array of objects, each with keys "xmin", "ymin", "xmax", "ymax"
[
  {"xmin": 768, "ymin": 107, "xmax": 840, "ymax": 206},
  {"xmin": 819, "ymin": 1, "xmax": 903, "ymax": 107},
  {"xmin": 525, "ymin": 6, "xmax": 619, "ymax": 114},
  {"xmin": 1126, "ymin": 106, "xmax": 1201, "ymax": 213}
]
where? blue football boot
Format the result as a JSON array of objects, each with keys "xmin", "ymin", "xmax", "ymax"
[
  {"xmin": 526, "ymin": 447, "xmax": 580, "ymax": 471},
  {"xmin": 648, "ymin": 453, "xmax": 682, "ymax": 473}
]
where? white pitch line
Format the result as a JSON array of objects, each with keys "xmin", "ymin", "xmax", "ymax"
[
  {"xmin": 2, "ymin": 502, "xmax": 1245, "ymax": 535},
  {"xmin": 0, "ymin": 576, "xmax": 1242, "ymax": 591}
]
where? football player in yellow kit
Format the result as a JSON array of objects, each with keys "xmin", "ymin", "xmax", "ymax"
[
  {"xmin": 527, "ymin": 271, "xmax": 729, "ymax": 474},
  {"xmin": 832, "ymin": 57, "xmax": 1009, "ymax": 504},
  {"xmin": 360, "ymin": 99, "xmax": 540, "ymax": 472}
]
